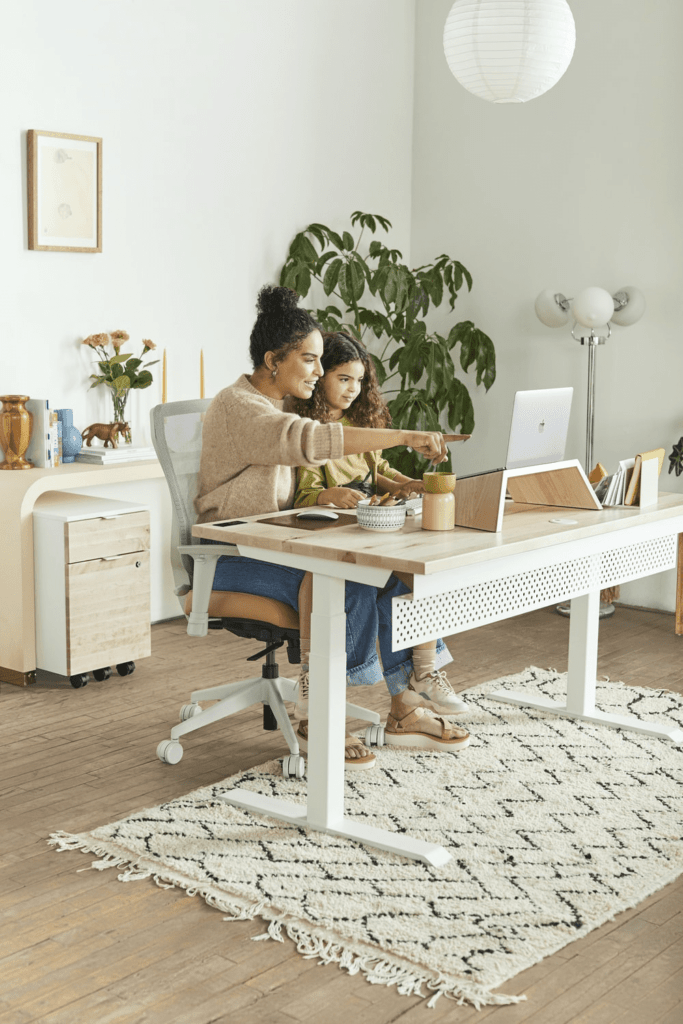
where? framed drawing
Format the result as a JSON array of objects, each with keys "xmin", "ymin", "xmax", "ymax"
[{"xmin": 27, "ymin": 130, "xmax": 102, "ymax": 252}]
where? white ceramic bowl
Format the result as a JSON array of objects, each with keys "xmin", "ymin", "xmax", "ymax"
[{"xmin": 356, "ymin": 499, "xmax": 407, "ymax": 532}]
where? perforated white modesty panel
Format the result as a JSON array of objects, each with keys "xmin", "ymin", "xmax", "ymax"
[{"xmin": 392, "ymin": 536, "xmax": 677, "ymax": 649}]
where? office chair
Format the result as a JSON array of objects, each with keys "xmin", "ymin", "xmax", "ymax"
[{"xmin": 150, "ymin": 399, "xmax": 382, "ymax": 778}]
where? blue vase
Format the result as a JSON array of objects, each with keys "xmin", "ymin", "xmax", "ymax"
[{"xmin": 56, "ymin": 409, "xmax": 82, "ymax": 464}]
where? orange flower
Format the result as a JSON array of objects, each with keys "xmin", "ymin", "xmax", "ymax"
[
  {"xmin": 82, "ymin": 333, "xmax": 108, "ymax": 348},
  {"xmin": 142, "ymin": 339, "xmax": 156, "ymax": 351},
  {"xmin": 110, "ymin": 330, "xmax": 130, "ymax": 341}
]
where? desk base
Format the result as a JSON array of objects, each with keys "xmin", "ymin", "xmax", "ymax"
[
  {"xmin": 489, "ymin": 690, "xmax": 683, "ymax": 745},
  {"xmin": 221, "ymin": 790, "xmax": 452, "ymax": 867},
  {"xmin": 0, "ymin": 665, "xmax": 36, "ymax": 687}
]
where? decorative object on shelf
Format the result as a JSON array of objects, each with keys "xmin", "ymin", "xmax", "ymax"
[
  {"xmin": 535, "ymin": 285, "xmax": 646, "ymax": 618},
  {"xmin": 82, "ymin": 331, "xmax": 158, "ymax": 445},
  {"xmin": 443, "ymin": 0, "xmax": 576, "ymax": 104},
  {"xmin": 27, "ymin": 130, "xmax": 102, "ymax": 252},
  {"xmin": 81, "ymin": 421, "xmax": 129, "ymax": 448},
  {"xmin": 280, "ymin": 211, "xmax": 495, "ymax": 479},
  {"xmin": 55, "ymin": 409, "xmax": 82, "ymax": 463},
  {"xmin": 668, "ymin": 437, "xmax": 683, "ymax": 477},
  {"xmin": 422, "ymin": 472, "xmax": 456, "ymax": 531},
  {"xmin": 0, "ymin": 395, "xmax": 34, "ymax": 470}
]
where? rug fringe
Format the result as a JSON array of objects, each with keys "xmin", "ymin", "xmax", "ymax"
[{"xmin": 47, "ymin": 831, "xmax": 524, "ymax": 1009}]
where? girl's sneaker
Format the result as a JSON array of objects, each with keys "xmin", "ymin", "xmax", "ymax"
[{"xmin": 409, "ymin": 668, "xmax": 469, "ymax": 715}]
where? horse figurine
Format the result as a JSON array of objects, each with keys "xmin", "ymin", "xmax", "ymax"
[{"xmin": 81, "ymin": 421, "xmax": 130, "ymax": 448}]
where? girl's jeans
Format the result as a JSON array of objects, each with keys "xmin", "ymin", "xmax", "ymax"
[{"xmin": 207, "ymin": 551, "xmax": 451, "ymax": 696}]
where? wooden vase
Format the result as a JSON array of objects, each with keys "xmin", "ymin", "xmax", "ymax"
[
  {"xmin": 422, "ymin": 472, "xmax": 456, "ymax": 530},
  {"xmin": 0, "ymin": 395, "xmax": 34, "ymax": 470}
]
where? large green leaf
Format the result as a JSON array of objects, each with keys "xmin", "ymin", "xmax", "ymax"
[{"xmin": 323, "ymin": 259, "xmax": 343, "ymax": 295}]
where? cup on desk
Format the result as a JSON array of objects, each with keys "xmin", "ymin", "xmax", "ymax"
[{"xmin": 422, "ymin": 472, "xmax": 456, "ymax": 530}]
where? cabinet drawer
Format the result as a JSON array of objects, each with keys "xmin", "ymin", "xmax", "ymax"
[
  {"xmin": 65, "ymin": 511, "xmax": 150, "ymax": 564},
  {"xmin": 65, "ymin": 551, "xmax": 150, "ymax": 676}
]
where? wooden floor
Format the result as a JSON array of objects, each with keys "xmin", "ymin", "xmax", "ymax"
[{"xmin": 1, "ymin": 605, "xmax": 682, "ymax": 1024}]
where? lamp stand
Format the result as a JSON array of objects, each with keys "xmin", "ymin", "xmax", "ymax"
[{"xmin": 557, "ymin": 333, "xmax": 615, "ymax": 620}]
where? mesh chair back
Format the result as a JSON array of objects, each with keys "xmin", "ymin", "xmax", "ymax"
[{"xmin": 150, "ymin": 399, "xmax": 212, "ymax": 594}]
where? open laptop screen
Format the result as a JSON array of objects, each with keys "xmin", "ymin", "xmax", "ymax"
[{"xmin": 505, "ymin": 387, "xmax": 573, "ymax": 470}]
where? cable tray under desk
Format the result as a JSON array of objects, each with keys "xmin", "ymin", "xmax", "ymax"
[{"xmin": 392, "ymin": 533, "xmax": 677, "ymax": 648}]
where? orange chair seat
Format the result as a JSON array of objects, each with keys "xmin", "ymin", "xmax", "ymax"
[{"xmin": 184, "ymin": 590, "xmax": 299, "ymax": 630}]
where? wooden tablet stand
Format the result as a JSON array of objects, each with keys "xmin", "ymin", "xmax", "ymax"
[{"xmin": 453, "ymin": 460, "xmax": 602, "ymax": 532}]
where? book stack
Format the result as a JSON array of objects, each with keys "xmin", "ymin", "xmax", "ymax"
[
  {"xmin": 597, "ymin": 448, "xmax": 665, "ymax": 508},
  {"xmin": 75, "ymin": 445, "xmax": 158, "ymax": 465}
]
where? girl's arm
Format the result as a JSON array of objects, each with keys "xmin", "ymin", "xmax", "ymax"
[
  {"xmin": 295, "ymin": 463, "xmax": 364, "ymax": 509},
  {"xmin": 377, "ymin": 472, "xmax": 425, "ymax": 497}
]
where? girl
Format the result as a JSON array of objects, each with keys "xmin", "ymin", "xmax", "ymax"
[
  {"xmin": 293, "ymin": 331, "xmax": 470, "ymax": 735},
  {"xmin": 196, "ymin": 288, "xmax": 468, "ymax": 770}
]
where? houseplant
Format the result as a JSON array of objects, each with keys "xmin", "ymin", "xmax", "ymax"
[
  {"xmin": 82, "ymin": 331, "xmax": 158, "ymax": 444},
  {"xmin": 280, "ymin": 211, "xmax": 495, "ymax": 475}
]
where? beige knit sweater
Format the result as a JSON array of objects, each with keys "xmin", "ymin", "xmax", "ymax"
[{"xmin": 195, "ymin": 374, "xmax": 344, "ymax": 523}]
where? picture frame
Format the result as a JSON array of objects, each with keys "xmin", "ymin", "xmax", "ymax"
[{"xmin": 27, "ymin": 130, "xmax": 102, "ymax": 252}]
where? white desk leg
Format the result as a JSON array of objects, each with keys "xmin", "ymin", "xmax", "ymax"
[
  {"xmin": 490, "ymin": 589, "xmax": 683, "ymax": 745},
  {"xmin": 307, "ymin": 574, "xmax": 347, "ymax": 830},
  {"xmin": 224, "ymin": 571, "xmax": 451, "ymax": 865}
]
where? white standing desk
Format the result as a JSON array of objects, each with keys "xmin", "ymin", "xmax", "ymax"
[{"xmin": 194, "ymin": 495, "xmax": 683, "ymax": 866}]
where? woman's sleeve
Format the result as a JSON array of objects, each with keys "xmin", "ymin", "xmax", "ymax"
[
  {"xmin": 224, "ymin": 399, "xmax": 344, "ymax": 467},
  {"xmin": 294, "ymin": 464, "xmax": 327, "ymax": 507}
]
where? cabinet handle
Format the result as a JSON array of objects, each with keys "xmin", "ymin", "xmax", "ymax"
[{"xmin": 100, "ymin": 555, "xmax": 123, "ymax": 561}]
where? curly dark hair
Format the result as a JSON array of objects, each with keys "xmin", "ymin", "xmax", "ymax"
[
  {"xmin": 248, "ymin": 285, "xmax": 321, "ymax": 369},
  {"xmin": 293, "ymin": 332, "xmax": 391, "ymax": 428}
]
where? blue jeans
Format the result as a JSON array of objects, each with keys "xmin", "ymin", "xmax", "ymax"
[{"xmin": 206, "ymin": 550, "xmax": 451, "ymax": 695}]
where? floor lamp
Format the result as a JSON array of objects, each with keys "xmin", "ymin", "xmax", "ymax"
[{"xmin": 535, "ymin": 285, "xmax": 646, "ymax": 617}]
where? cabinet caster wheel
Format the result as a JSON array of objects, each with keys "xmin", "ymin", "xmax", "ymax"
[
  {"xmin": 70, "ymin": 674, "xmax": 89, "ymax": 689},
  {"xmin": 282, "ymin": 754, "xmax": 306, "ymax": 779},
  {"xmin": 92, "ymin": 667, "xmax": 112, "ymax": 682},
  {"xmin": 116, "ymin": 661, "xmax": 135, "ymax": 676},
  {"xmin": 157, "ymin": 740, "xmax": 183, "ymax": 764},
  {"xmin": 365, "ymin": 724, "xmax": 385, "ymax": 747},
  {"xmin": 179, "ymin": 703, "xmax": 202, "ymax": 721}
]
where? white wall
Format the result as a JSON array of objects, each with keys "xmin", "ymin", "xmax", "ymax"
[
  {"xmin": 412, "ymin": 0, "xmax": 683, "ymax": 611},
  {"xmin": 1, "ymin": 0, "xmax": 416, "ymax": 621}
]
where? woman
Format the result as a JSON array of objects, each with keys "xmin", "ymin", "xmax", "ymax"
[{"xmin": 195, "ymin": 286, "xmax": 469, "ymax": 768}]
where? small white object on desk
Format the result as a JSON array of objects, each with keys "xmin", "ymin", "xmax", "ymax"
[{"xmin": 296, "ymin": 509, "xmax": 339, "ymax": 521}]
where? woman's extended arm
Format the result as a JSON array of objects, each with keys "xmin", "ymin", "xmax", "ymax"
[{"xmin": 341, "ymin": 426, "xmax": 447, "ymax": 464}]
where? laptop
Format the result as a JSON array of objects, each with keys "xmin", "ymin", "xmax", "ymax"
[{"xmin": 405, "ymin": 387, "xmax": 574, "ymax": 514}]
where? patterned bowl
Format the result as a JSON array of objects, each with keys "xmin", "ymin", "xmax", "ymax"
[{"xmin": 356, "ymin": 499, "xmax": 407, "ymax": 532}]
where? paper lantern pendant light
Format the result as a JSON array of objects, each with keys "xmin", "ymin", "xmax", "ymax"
[{"xmin": 443, "ymin": 0, "xmax": 576, "ymax": 104}]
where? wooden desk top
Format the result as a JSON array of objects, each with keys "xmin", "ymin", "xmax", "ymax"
[{"xmin": 193, "ymin": 493, "xmax": 683, "ymax": 576}]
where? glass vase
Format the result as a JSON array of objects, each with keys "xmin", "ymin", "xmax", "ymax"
[{"xmin": 109, "ymin": 388, "xmax": 132, "ymax": 445}]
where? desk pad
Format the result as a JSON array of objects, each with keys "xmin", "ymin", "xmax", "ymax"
[{"xmin": 256, "ymin": 512, "xmax": 357, "ymax": 531}]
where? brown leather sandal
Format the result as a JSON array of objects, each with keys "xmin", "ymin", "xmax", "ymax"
[
  {"xmin": 296, "ymin": 721, "xmax": 376, "ymax": 770},
  {"xmin": 385, "ymin": 704, "xmax": 470, "ymax": 752}
]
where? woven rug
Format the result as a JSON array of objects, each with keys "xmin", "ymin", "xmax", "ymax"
[{"xmin": 50, "ymin": 668, "xmax": 683, "ymax": 1009}]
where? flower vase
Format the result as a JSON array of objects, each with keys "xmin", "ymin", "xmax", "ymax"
[
  {"xmin": 421, "ymin": 472, "xmax": 456, "ymax": 531},
  {"xmin": 109, "ymin": 388, "xmax": 132, "ymax": 445},
  {"xmin": 0, "ymin": 395, "xmax": 34, "ymax": 470},
  {"xmin": 55, "ymin": 409, "xmax": 82, "ymax": 463}
]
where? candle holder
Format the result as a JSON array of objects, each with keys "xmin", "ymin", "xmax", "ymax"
[
  {"xmin": 0, "ymin": 395, "xmax": 34, "ymax": 470},
  {"xmin": 421, "ymin": 472, "xmax": 456, "ymax": 530}
]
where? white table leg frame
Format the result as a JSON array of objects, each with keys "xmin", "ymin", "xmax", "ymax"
[
  {"xmin": 393, "ymin": 529, "xmax": 683, "ymax": 746},
  {"xmin": 222, "ymin": 573, "xmax": 452, "ymax": 867}
]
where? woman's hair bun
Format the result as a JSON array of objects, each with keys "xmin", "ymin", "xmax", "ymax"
[{"xmin": 256, "ymin": 285, "xmax": 299, "ymax": 318}]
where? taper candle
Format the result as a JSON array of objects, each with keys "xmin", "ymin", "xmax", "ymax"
[
  {"xmin": 200, "ymin": 349, "xmax": 205, "ymax": 399},
  {"xmin": 162, "ymin": 349, "xmax": 167, "ymax": 403}
]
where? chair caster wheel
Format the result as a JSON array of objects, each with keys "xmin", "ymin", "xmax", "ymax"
[
  {"xmin": 282, "ymin": 754, "xmax": 306, "ymax": 779},
  {"xmin": 70, "ymin": 674, "xmax": 89, "ymax": 688},
  {"xmin": 157, "ymin": 740, "xmax": 183, "ymax": 764},
  {"xmin": 365, "ymin": 724, "xmax": 385, "ymax": 747},
  {"xmin": 116, "ymin": 661, "xmax": 135, "ymax": 676},
  {"xmin": 179, "ymin": 703, "xmax": 202, "ymax": 721},
  {"xmin": 92, "ymin": 667, "xmax": 112, "ymax": 682}
]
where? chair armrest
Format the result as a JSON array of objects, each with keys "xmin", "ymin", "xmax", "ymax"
[{"xmin": 177, "ymin": 544, "xmax": 238, "ymax": 637}]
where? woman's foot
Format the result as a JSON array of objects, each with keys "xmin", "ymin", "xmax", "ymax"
[
  {"xmin": 385, "ymin": 689, "xmax": 470, "ymax": 751},
  {"xmin": 409, "ymin": 668, "xmax": 469, "ymax": 716},
  {"xmin": 296, "ymin": 720, "xmax": 376, "ymax": 770}
]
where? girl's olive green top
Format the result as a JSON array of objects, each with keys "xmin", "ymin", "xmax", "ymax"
[{"xmin": 294, "ymin": 416, "xmax": 400, "ymax": 507}]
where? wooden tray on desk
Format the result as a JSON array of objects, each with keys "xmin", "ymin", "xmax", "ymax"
[{"xmin": 256, "ymin": 512, "xmax": 357, "ymax": 531}]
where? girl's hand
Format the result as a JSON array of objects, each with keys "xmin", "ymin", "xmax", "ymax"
[
  {"xmin": 394, "ymin": 479, "xmax": 425, "ymax": 499},
  {"xmin": 317, "ymin": 487, "xmax": 361, "ymax": 508},
  {"xmin": 404, "ymin": 431, "xmax": 448, "ymax": 464}
]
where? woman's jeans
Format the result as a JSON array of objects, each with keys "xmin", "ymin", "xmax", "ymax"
[{"xmin": 207, "ymin": 551, "xmax": 451, "ymax": 695}]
